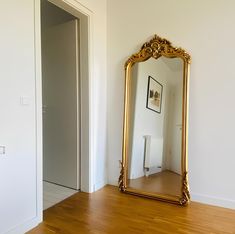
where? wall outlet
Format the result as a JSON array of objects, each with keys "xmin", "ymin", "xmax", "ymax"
[
  {"xmin": 0, "ymin": 146, "xmax": 6, "ymax": 155},
  {"xmin": 20, "ymin": 96, "xmax": 30, "ymax": 106}
]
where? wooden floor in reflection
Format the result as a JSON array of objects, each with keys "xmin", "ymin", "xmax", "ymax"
[{"xmin": 128, "ymin": 170, "xmax": 181, "ymax": 197}]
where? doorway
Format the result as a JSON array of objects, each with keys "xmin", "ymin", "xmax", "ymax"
[{"xmin": 41, "ymin": 0, "xmax": 80, "ymax": 210}]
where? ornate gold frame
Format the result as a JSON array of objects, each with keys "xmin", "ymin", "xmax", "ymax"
[{"xmin": 119, "ymin": 35, "xmax": 191, "ymax": 205}]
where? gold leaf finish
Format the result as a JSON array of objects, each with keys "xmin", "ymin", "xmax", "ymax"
[
  {"xmin": 118, "ymin": 160, "xmax": 125, "ymax": 192},
  {"xmin": 125, "ymin": 35, "xmax": 191, "ymax": 69},
  {"xmin": 120, "ymin": 35, "xmax": 191, "ymax": 206},
  {"xmin": 180, "ymin": 172, "xmax": 191, "ymax": 205}
]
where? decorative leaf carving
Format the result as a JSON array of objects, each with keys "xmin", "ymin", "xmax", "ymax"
[
  {"xmin": 179, "ymin": 172, "xmax": 190, "ymax": 205},
  {"xmin": 125, "ymin": 34, "xmax": 191, "ymax": 69},
  {"xmin": 118, "ymin": 160, "xmax": 126, "ymax": 192}
]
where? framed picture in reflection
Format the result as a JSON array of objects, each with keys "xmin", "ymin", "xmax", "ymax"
[{"xmin": 146, "ymin": 76, "xmax": 163, "ymax": 113}]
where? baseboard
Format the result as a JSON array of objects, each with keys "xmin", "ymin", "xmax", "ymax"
[
  {"xmin": 107, "ymin": 180, "xmax": 118, "ymax": 187},
  {"xmin": 191, "ymin": 192, "xmax": 235, "ymax": 210},
  {"xmin": 107, "ymin": 179, "xmax": 235, "ymax": 210},
  {"xmin": 4, "ymin": 216, "xmax": 41, "ymax": 234},
  {"xmin": 94, "ymin": 179, "xmax": 107, "ymax": 192}
]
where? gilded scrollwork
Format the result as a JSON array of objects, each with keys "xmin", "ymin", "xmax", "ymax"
[
  {"xmin": 125, "ymin": 35, "xmax": 191, "ymax": 69},
  {"xmin": 118, "ymin": 160, "xmax": 125, "ymax": 192},
  {"xmin": 179, "ymin": 172, "xmax": 190, "ymax": 205}
]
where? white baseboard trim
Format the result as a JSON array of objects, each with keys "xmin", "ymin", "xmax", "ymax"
[
  {"xmin": 191, "ymin": 192, "xmax": 235, "ymax": 210},
  {"xmin": 4, "ymin": 216, "xmax": 41, "ymax": 234},
  {"xmin": 107, "ymin": 180, "xmax": 118, "ymax": 187},
  {"xmin": 107, "ymin": 180, "xmax": 235, "ymax": 210},
  {"xmin": 108, "ymin": 180, "xmax": 235, "ymax": 210},
  {"xmin": 94, "ymin": 179, "xmax": 107, "ymax": 192}
]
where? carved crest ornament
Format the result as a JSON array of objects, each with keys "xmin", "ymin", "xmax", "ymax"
[{"xmin": 125, "ymin": 35, "xmax": 191, "ymax": 69}]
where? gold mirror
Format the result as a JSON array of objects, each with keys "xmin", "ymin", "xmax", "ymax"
[{"xmin": 119, "ymin": 35, "xmax": 191, "ymax": 205}]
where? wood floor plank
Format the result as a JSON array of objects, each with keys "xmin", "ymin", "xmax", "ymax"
[
  {"xmin": 28, "ymin": 185, "xmax": 235, "ymax": 234},
  {"xmin": 128, "ymin": 170, "xmax": 181, "ymax": 196}
]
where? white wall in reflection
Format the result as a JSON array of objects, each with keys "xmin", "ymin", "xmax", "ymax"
[{"xmin": 129, "ymin": 57, "xmax": 183, "ymax": 179}]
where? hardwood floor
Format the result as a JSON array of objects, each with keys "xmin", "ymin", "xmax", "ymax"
[
  {"xmin": 28, "ymin": 185, "xmax": 235, "ymax": 234},
  {"xmin": 128, "ymin": 170, "xmax": 181, "ymax": 197}
]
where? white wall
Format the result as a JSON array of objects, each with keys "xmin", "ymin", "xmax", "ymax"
[
  {"xmin": 164, "ymin": 75, "xmax": 183, "ymax": 175},
  {"xmin": 129, "ymin": 58, "xmax": 170, "ymax": 179},
  {"xmin": 128, "ymin": 57, "xmax": 183, "ymax": 179},
  {"xmin": 107, "ymin": 0, "xmax": 235, "ymax": 209},
  {"xmin": 0, "ymin": 0, "xmax": 107, "ymax": 233},
  {"xmin": 0, "ymin": 1, "xmax": 37, "ymax": 233}
]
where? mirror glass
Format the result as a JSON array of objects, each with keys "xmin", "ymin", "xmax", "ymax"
[{"xmin": 128, "ymin": 57, "xmax": 183, "ymax": 197}]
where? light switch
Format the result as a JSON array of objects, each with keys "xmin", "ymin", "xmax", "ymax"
[
  {"xmin": 20, "ymin": 96, "xmax": 30, "ymax": 106},
  {"xmin": 0, "ymin": 146, "xmax": 6, "ymax": 155}
]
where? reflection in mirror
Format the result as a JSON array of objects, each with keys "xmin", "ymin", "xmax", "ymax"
[{"xmin": 128, "ymin": 57, "xmax": 183, "ymax": 197}]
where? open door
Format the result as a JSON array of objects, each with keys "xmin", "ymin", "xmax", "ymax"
[{"xmin": 42, "ymin": 19, "xmax": 80, "ymax": 190}]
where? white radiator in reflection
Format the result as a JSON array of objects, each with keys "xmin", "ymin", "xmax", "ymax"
[{"xmin": 143, "ymin": 135, "xmax": 163, "ymax": 176}]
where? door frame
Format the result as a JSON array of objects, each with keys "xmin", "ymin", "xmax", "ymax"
[{"xmin": 34, "ymin": 0, "xmax": 94, "ymax": 222}]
